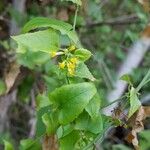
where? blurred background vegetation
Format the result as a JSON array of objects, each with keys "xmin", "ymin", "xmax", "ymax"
[{"xmin": 0, "ymin": 0, "xmax": 150, "ymax": 150}]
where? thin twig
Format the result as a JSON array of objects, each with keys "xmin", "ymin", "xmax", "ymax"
[
  {"xmin": 136, "ymin": 68, "xmax": 150, "ymax": 92},
  {"xmin": 73, "ymin": 5, "xmax": 79, "ymax": 31},
  {"xmin": 101, "ymin": 95, "xmax": 126, "ymax": 109}
]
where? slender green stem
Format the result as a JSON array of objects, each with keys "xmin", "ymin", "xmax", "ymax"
[
  {"xmin": 136, "ymin": 68, "xmax": 150, "ymax": 92},
  {"xmin": 101, "ymin": 95, "xmax": 126, "ymax": 109},
  {"xmin": 73, "ymin": 5, "xmax": 79, "ymax": 31},
  {"xmin": 66, "ymin": 75, "xmax": 70, "ymax": 84}
]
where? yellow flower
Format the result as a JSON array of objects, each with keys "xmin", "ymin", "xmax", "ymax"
[
  {"xmin": 70, "ymin": 57, "xmax": 78, "ymax": 64},
  {"xmin": 67, "ymin": 62, "xmax": 76, "ymax": 76},
  {"xmin": 59, "ymin": 61, "xmax": 66, "ymax": 69},
  {"xmin": 68, "ymin": 45, "xmax": 76, "ymax": 51},
  {"xmin": 50, "ymin": 51, "xmax": 57, "ymax": 58},
  {"xmin": 67, "ymin": 62, "xmax": 75, "ymax": 69},
  {"xmin": 68, "ymin": 69, "xmax": 75, "ymax": 76}
]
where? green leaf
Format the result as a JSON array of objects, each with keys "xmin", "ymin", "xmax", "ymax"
[
  {"xmin": 57, "ymin": 124, "xmax": 74, "ymax": 139},
  {"xmin": 75, "ymin": 111, "xmax": 103, "ymax": 134},
  {"xmin": 23, "ymin": 17, "xmax": 72, "ymax": 33},
  {"xmin": 85, "ymin": 93, "xmax": 101, "ymax": 119},
  {"xmin": 22, "ymin": 17, "xmax": 80, "ymax": 45},
  {"xmin": 75, "ymin": 63, "xmax": 95, "ymax": 81},
  {"xmin": 42, "ymin": 112, "xmax": 59, "ymax": 135},
  {"xmin": 75, "ymin": 48, "xmax": 92, "ymax": 62},
  {"xmin": 128, "ymin": 87, "xmax": 141, "ymax": 118},
  {"xmin": 62, "ymin": 0, "xmax": 82, "ymax": 5},
  {"xmin": 59, "ymin": 130, "xmax": 80, "ymax": 150},
  {"xmin": 4, "ymin": 140, "xmax": 14, "ymax": 150},
  {"xmin": 50, "ymin": 82, "xmax": 97, "ymax": 124},
  {"xmin": 19, "ymin": 139, "xmax": 42, "ymax": 150},
  {"xmin": 36, "ymin": 106, "xmax": 50, "ymax": 137},
  {"xmin": 0, "ymin": 79, "xmax": 6, "ymax": 95},
  {"xmin": 36, "ymin": 94, "xmax": 51, "ymax": 110},
  {"xmin": 17, "ymin": 50, "xmax": 50, "ymax": 69},
  {"xmin": 12, "ymin": 29, "xmax": 60, "ymax": 53},
  {"xmin": 139, "ymin": 130, "xmax": 150, "ymax": 150},
  {"xmin": 120, "ymin": 74, "xmax": 132, "ymax": 85}
]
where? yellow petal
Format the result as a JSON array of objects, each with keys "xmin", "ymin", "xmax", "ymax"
[
  {"xmin": 68, "ymin": 45, "xmax": 76, "ymax": 51},
  {"xmin": 59, "ymin": 61, "xmax": 66, "ymax": 69},
  {"xmin": 70, "ymin": 57, "xmax": 78, "ymax": 64},
  {"xmin": 50, "ymin": 51, "xmax": 57, "ymax": 58}
]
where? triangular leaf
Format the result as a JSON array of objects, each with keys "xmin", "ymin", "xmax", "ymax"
[
  {"xmin": 22, "ymin": 17, "xmax": 80, "ymax": 45},
  {"xmin": 12, "ymin": 29, "xmax": 60, "ymax": 53},
  {"xmin": 59, "ymin": 130, "xmax": 80, "ymax": 150},
  {"xmin": 74, "ymin": 48, "xmax": 92, "ymax": 62},
  {"xmin": 49, "ymin": 82, "xmax": 97, "ymax": 124},
  {"xmin": 75, "ymin": 63, "xmax": 95, "ymax": 81},
  {"xmin": 85, "ymin": 93, "xmax": 101, "ymax": 119},
  {"xmin": 75, "ymin": 111, "xmax": 103, "ymax": 134},
  {"xmin": 128, "ymin": 87, "xmax": 141, "ymax": 118}
]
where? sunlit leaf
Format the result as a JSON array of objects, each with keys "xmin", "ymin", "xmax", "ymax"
[
  {"xmin": 49, "ymin": 82, "xmax": 97, "ymax": 124},
  {"xmin": 12, "ymin": 29, "xmax": 60, "ymax": 53},
  {"xmin": 128, "ymin": 87, "xmax": 141, "ymax": 118},
  {"xmin": 75, "ymin": 63, "xmax": 95, "ymax": 81}
]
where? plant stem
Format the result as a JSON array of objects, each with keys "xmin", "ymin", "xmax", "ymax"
[
  {"xmin": 66, "ymin": 75, "xmax": 70, "ymax": 84},
  {"xmin": 101, "ymin": 95, "xmax": 126, "ymax": 109},
  {"xmin": 136, "ymin": 68, "xmax": 150, "ymax": 92},
  {"xmin": 73, "ymin": 5, "xmax": 79, "ymax": 31}
]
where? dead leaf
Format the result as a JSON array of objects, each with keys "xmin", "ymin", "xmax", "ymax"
[
  {"xmin": 128, "ymin": 106, "xmax": 150, "ymax": 150},
  {"xmin": 141, "ymin": 25, "xmax": 150, "ymax": 38},
  {"xmin": 125, "ymin": 132, "xmax": 135, "ymax": 143},
  {"xmin": 4, "ymin": 62, "xmax": 20, "ymax": 93}
]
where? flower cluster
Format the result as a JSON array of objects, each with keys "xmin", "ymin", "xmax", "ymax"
[{"xmin": 50, "ymin": 45, "xmax": 78, "ymax": 76}]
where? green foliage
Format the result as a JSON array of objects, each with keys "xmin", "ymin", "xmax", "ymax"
[
  {"xmin": 17, "ymin": 50, "xmax": 50, "ymax": 69},
  {"xmin": 120, "ymin": 74, "xmax": 132, "ymax": 85},
  {"xmin": 19, "ymin": 139, "xmax": 41, "ymax": 150},
  {"xmin": 12, "ymin": 29, "xmax": 60, "ymax": 53},
  {"xmin": 49, "ymin": 82, "xmax": 97, "ymax": 124},
  {"xmin": 4, "ymin": 140, "xmax": 14, "ymax": 150},
  {"xmin": 36, "ymin": 94, "xmax": 51, "ymax": 110},
  {"xmin": 23, "ymin": 17, "xmax": 72, "ymax": 33},
  {"xmin": 8, "ymin": 1, "xmax": 150, "ymax": 149},
  {"xmin": 42, "ymin": 112, "xmax": 59, "ymax": 135},
  {"xmin": 85, "ymin": 93, "xmax": 101, "ymax": 119},
  {"xmin": 36, "ymin": 106, "xmax": 50, "ymax": 137},
  {"xmin": 128, "ymin": 87, "xmax": 141, "ymax": 118},
  {"xmin": 22, "ymin": 17, "xmax": 80, "ymax": 45},
  {"xmin": 74, "ymin": 48, "xmax": 92, "ymax": 62},
  {"xmin": 139, "ymin": 130, "xmax": 150, "ymax": 150},
  {"xmin": 59, "ymin": 130, "xmax": 80, "ymax": 150},
  {"xmin": 75, "ymin": 63, "xmax": 95, "ymax": 81},
  {"xmin": 75, "ymin": 111, "xmax": 103, "ymax": 134}
]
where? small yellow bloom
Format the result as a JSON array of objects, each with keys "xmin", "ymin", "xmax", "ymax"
[
  {"xmin": 67, "ymin": 62, "xmax": 75, "ymax": 76},
  {"xmin": 50, "ymin": 51, "xmax": 57, "ymax": 58},
  {"xmin": 70, "ymin": 57, "xmax": 78, "ymax": 64},
  {"xmin": 67, "ymin": 62, "xmax": 75, "ymax": 69},
  {"xmin": 68, "ymin": 69, "xmax": 75, "ymax": 76},
  {"xmin": 68, "ymin": 45, "xmax": 76, "ymax": 51},
  {"xmin": 59, "ymin": 61, "xmax": 66, "ymax": 69}
]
